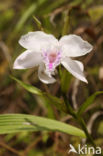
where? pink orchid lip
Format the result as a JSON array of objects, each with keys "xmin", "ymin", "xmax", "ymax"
[
  {"xmin": 43, "ymin": 51, "xmax": 61, "ymax": 72},
  {"xmin": 48, "ymin": 52, "xmax": 57, "ymax": 63},
  {"xmin": 49, "ymin": 63, "xmax": 53, "ymax": 70}
]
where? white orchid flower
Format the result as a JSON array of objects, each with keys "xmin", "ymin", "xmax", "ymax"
[{"xmin": 13, "ymin": 31, "xmax": 93, "ymax": 84}]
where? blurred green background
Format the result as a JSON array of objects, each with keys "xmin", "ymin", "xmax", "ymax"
[{"xmin": 0, "ymin": 0, "xmax": 103, "ymax": 155}]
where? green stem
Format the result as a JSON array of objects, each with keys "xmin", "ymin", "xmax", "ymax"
[
  {"xmin": 77, "ymin": 117, "xmax": 96, "ymax": 147},
  {"xmin": 62, "ymin": 94, "xmax": 96, "ymax": 147}
]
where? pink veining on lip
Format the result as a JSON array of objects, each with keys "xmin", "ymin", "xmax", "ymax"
[
  {"xmin": 49, "ymin": 63, "xmax": 53, "ymax": 70},
  {"xmin": 43, "ymin": 50, "xmax": 61, "ymax": 72},
  {"xmin": 49, "ymin": 53, "xmax": 57, "ymax": 63}
]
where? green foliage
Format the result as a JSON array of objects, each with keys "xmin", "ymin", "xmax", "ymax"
[
  {"xmin": 1, "ymin": 0, "xmax": 103, "ymax": 154},
  {"xmin": 11, "ymin": 76, "xmax": 42, "ymax": 95},
  {"xmin": 61, "ymin": 69, "xmax": 72, "ymax": 93},
  {"xmin": 14, "ymin": 4, "xmax": 37, "ymax": 33},
  {"xmin": 0, "ymin": 114, "xmax": 86, "ymax": 138},
  {"xmin": 11, "ymin": 76, "xmax": 67, "ymax": 112},
  {"xmin": 77, "ymin": 91, "xmax": 103, "ymax": 116},
  {"xmin": 33, "ymin": 16, "xmax": 44, "ymax": 31},
  {"xmin": 14, "ymin": 0, "xmax": 48, "ymax": 33}
]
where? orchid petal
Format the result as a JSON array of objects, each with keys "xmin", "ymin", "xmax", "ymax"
[
  {"xmin": 59, "ymin": 35, "xmax": 93, "ymax": 57},
  {"xmin": 61, "ymin": 57, "xmax": 88, "ymax": 83},
  {"xmin": 13, "ymin": 50, "xmax": 42, "ymax": 69},
  {"xmin": 19, "ymin": 31, "xmax": 58, "ymax": 52},
  {"xmin": 74, "ymin": 60, "xmax": 84, "ymax": 71},
  {"xmin": 38, "ymin": 64, "xmax": 56, "ymax": 84}
]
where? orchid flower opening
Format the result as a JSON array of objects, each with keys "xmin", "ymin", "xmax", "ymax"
[{"xmin": 13, "ymin": 31, "xmax": 93, "ymax": 84}]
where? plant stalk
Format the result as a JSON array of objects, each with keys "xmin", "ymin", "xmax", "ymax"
[{"xmin": 62, "ymin": 94, "xmax": 96, "ymax": 148}]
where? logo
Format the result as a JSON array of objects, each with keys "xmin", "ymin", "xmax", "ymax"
[{"xmin": 68, "ymin": 144, "xmax": 101, "ymax": 155}]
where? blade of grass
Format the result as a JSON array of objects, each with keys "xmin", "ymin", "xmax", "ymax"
[
  {"xmin": 33, "ymin": 16, "xmax": 44, "ymax": 31},
  {"xmin": 0, "ymin": 114, "xmax": 86, "ymax": 138}
]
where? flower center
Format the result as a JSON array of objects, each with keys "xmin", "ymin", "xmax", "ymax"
[
  {"xmin": 48, "ymin": 53, "xmax": 57, "ymax": 63},
  {"xmin": 43, "ymin": 51, "xmax": 61, "ymax": 73}
]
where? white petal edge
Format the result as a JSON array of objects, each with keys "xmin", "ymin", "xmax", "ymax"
[
  {"xmin": 38, "ymin": 64, "xmax": 56, "ymax": 84},
  {"xmin": 13, "ymin": 50, "xmax": 42, "ymax": 69},
  {"xmin": 74, "ymin": 60, "xmax": 84, "ymax": 71},
  {"xmin": 19, "ymin": 31, "xmax": 59, "ymax": 52},
  {"xmin": 61, "ymin": 57, "xmax": 88, "ymax": 83},
  {"xmin": 59, "ymin": 34, "xmax": 93, "ymax": 57}
]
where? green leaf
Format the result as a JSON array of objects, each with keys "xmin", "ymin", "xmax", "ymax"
[
  {"xmin": 33, "ymin": 16, "xmax": 44, "ymax": 31},
  {"xmin": 14, "ymin": 0, "xmax": 47, "ymax": 33},
  {"xmin": 0, "ymin": 114, "xmax": 86, "ymax": 138},
  {"xmin": 11, "ymin": 76, "xmax": 67, "ymax": 113},
  {"xmin": 11, "ymin": 76, "xmax": 43, "ymax": 95},
  {"xmin": 77, "ymin": 91, "xmax": 103, "ymax": 116},
  {"xmin": 44, "ymin": 94, "xmax": 67, "ymax": 112},
  {"xmin": 14, "ymin": 4, "xmax": 37, "ymax": 33}
]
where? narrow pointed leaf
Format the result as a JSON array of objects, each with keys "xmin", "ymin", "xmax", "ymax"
[
  {"xmin": 77, "ymin": 91, "xmax": 103, "ymax": 116},
  {"xmin": 0, "ymin": 114, "xmax": 86, "ymax": 138},
  {"xmin": 11, "ymin": 76, "xmax": 67, "ymax": 112},
  {"xmin": 33, "ymin": 16, "xmax": 44, "ymax": 31},
  {"xmin": 11, "ymin": 76, "xmax": 43, "ymax": 95}
]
